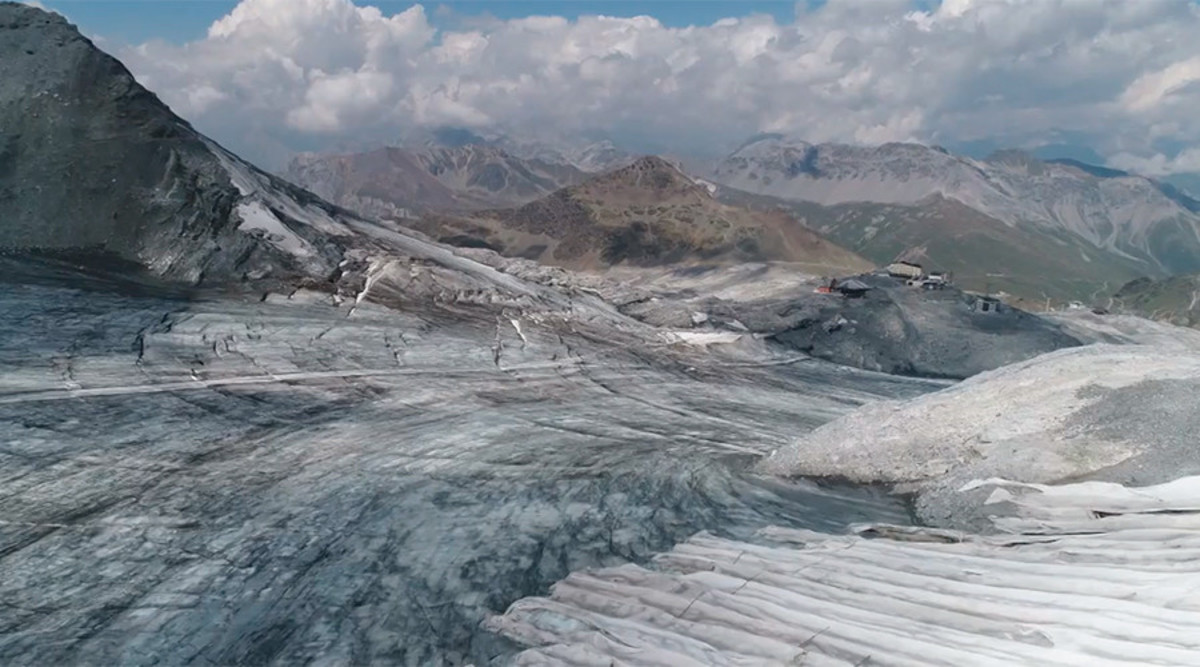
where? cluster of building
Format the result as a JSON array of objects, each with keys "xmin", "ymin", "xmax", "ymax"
[
  {"xmin": 887, "ymin": 260, "xmax": 1006, "ymax": 313},
  {"xmin": 815, "ymin": 260, "xmax": 1009, "ymax": 315}
]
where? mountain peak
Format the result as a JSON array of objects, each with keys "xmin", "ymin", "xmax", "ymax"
[
  {"xmin": 585, "ymin": 155, "xmax": 699, "ymax": 195},
  {"xmin": 1, "ymin": 3, "xmax": 193, "ymax": 253},
  {"xmin": 625, "ymin": 154, "xmax": 687, "ymax": 177},
  {"xmin": 2, "ymin": 2, "xmax": 66, "ymax": 28},
  {"xmin": 628, "ymin": 154, "xmax": 678, "ymax": 171},
  {"xmin": 0, "ymin": 2, "xmax": 356, "ymax": 285},
  {"xmin": 406, "ymin": 147, "xmax": 870, "ymax": 271}
]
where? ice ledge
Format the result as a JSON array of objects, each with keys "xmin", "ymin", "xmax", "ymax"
[{"xmin": 488, "ymin": 475, "xmax": 1200, "ymax": 665}]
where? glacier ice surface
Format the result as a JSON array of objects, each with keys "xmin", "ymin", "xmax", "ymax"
[{"xmin": 0, "ymin": 258, "xmax": 939, "ymax": 665}]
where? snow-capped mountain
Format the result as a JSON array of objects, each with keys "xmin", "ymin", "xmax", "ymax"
[{"xmin": 713, "ymin": 135, "xmax": 1200, "ymax": 277}]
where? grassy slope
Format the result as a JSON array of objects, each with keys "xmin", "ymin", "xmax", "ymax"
[
  {"xmin": 721, "ymin": 188, "xmax": 1149, "ymax": 303},
  {"xmin": 1112, "ymin": 275, "xmax": 1200, "ymax": 326}
]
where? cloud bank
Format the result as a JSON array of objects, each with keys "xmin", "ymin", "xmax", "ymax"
[{"xmin": 117, "ymin": 0, "xmax": 1200, "ymax": 172}]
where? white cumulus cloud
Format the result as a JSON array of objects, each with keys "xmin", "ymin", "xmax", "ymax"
[
  {"xmin": 1110, "ymin": 147, "xmax": 1200, "ymax": 177},
  {"xmin": 1120, "ymin": 56, "xmax": 1200, "ymax": 113},
  {"xmin": 116, "ymin": 0, "xmax": 1200, "ymax": 173}
]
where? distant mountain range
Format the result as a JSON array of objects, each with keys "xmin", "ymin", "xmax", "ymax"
[
  {"xmin": 282, "ymin": 131, "xmax": 1200, "ymax": 302},
  {"xmin": 409, "ymin": 156, "xmax": 871, "ymax": 273},
  {"xmin": 1163, "ymin": 173, "xmax": 1200, "ymax": 200},
  {"xmin": 711, "ymin": 135, "xmax": 1200, "ymax": 300},
  {"xmin": 482, "ymin": 137, "xmax": 634, "ymax": 174},
  {"xmin": 396, "ymin": 126, "xmax": 637, "ymax": 174},
  {"xmin": 285, "ymin": 144, "xmax": 602, "ymax": 219}
]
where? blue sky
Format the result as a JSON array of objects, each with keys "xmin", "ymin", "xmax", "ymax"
[{"xmin": 47, "ymin": 0, "xmax": 820, "ymax": 44}]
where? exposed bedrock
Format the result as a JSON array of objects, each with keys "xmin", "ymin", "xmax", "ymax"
[{"xmin": 619, "ymin": 271, "xmax": 1083, "ymax": 380}]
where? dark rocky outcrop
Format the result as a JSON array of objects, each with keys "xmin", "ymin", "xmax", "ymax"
[{"xmin": 688, "ymin": 274, "xmax": 1082, "ymax": 379}]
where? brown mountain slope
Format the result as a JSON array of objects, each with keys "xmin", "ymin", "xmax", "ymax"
[{"xmin": 412, "ymin": 157, "xmax": 872, "ymax": 273}]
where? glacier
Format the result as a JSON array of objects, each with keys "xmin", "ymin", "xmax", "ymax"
[
  {"xmin": 489, "ymin": 475, "xmax": 1200, "ymax": 666},
  {"xmin": 0, "ymin": 257, "xmax": 938, "ymax": 665}
]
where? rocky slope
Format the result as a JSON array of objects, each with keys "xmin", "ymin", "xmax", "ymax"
[
  {"xmin": 413, "ymin": 156, "xmax": 873, "ymax": 273},
  {"xmin": 284, "ymin": 147, "xmax": 454, "ymax": 220},
  {"xmin": 607, "ymin": 267, "xmax": 1082, "ymax": 380},
  {"xmin": 1109, "ymin": 273, "xmax": 1200, "ymax": 327},
  {"xmin": 0, "ymin": 4, "xmax": 375, "ymax": 290},
  {"xmin": 713, "ymin": 135, "xmax": 1200, "ymax": 299},
  {"xmin": 764, "ymin": 276, "xmax": 1081, "ymax": 379},
  {"xmin": 723, "ymin": 189, "xmax": 1149, "ymax": 301},
  {"xmin": 0, "ymin": 4, "xmax": 607, "ymax": 320},
  {"xmin": 285, "ymin": 143, "xmax": 590, "ymax": 218}
]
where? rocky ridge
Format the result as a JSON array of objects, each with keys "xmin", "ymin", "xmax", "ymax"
[
  {"xmin": 713, "ymin": 135, "xmax": 1200, "ymax": 299},
  {"xmin": 285, "ymin": 143, "xmax": 591, "ymax": 218}
]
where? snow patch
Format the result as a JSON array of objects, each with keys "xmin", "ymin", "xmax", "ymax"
[
  {"xmin": 208, "ymin": 140, "xmax": 352, "ymax": 237},
  {"xmin": 691, "ymin": 177, "xmax": 719, "ymax": 195},
  {"xmin": 235, "ymin": 201, "xmax": 314, "ymax": 258},
  {"xmin": 1049, "ymin": 311, "xmax": 1200, "ymax": 351},
  {"xmin": 663, "ymin": 331, "xmax": 744, "ymax": 347},
  {"xmin": 509, "ymin": 318, "xmax": 529, "ymax": 347},
  {"xmin": 347, "ymin": 257, "xmax": 395, "ymax": 316}
]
